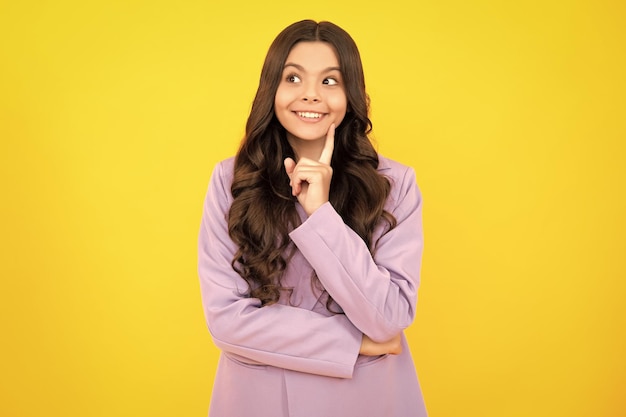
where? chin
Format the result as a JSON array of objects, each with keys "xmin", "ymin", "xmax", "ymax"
[{"xmin": 294, "ymin": 134, "xmax": 327, "ymax": 142}]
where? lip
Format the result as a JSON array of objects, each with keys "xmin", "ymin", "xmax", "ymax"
[{"xmin": 292, "ymin": 110, "xmax": 327, "ymax": 123}]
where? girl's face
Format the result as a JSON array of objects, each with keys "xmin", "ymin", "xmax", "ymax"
[{"xmin": 274, "ymin": 41, "xmax": 347, "ymax": 150}]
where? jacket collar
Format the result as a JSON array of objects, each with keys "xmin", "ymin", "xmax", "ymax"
[{"xmin": 377, "ymin": 155, "xmax": 391, "ymax": 172}]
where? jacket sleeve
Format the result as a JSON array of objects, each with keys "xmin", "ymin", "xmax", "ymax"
[
  {"xmin": 289, "ymin": 164, "xmax": 423, "ymax": 343},
  {"xmin": 198, "ymin": 160, "xmax": 362, "ymax": 379}
]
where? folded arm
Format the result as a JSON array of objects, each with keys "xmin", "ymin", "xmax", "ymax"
[
  {"xmin": 198, "ymin": 160, "xmax": 363, "ymax": 378},
  {"xmin": 289, "ymin": 165, "xmax": 423, "ymax": 343}
]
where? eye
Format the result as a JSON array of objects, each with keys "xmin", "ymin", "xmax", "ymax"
[
  {"xmin": 323, "ymin": 77, "xmax": 338, "ymax": 86},
  {"xmin": 286, "ymin": 74, "xmax": 301, "ymax": 83}
]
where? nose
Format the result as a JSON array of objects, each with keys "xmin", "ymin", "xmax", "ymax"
[{"xmin": 302, "ymin": 82, "xmax": 320, "ymax": 102}]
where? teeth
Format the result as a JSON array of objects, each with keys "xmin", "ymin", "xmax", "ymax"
[{"xmin": 297, "ymin": 112, "xmax": 322, "ymax": 119}]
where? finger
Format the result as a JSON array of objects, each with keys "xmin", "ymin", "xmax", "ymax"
[
  {"xmin": 318, "ymin": 123, "xmax": 335, "ymax": 165},
  {"xmin": 284, "ymin": 157, "xmax": 300, "ymax": 195},
  {"xmin": 284, "ymin": 157, "xmax": 296, "ymax": 177}
]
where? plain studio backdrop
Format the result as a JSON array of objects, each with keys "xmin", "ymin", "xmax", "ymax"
[{"xmin": 1, "ymin": 1, "xmax": 624, "ymax": 416}]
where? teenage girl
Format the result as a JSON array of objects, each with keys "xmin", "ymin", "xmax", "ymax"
[{"xmin": 198, "ymin": 19, "xmax": 427, "ymax": 417}]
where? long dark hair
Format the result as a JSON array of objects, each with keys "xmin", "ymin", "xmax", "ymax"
[{"xmin": 228, "ymin": 20, "xmax": 396, "ymax": 306}]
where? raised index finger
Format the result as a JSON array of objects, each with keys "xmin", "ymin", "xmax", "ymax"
[{"xmin": 318, "ymin": 123, "xmax": 335, "ymax": 165}]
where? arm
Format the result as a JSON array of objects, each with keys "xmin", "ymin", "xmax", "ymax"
[
  {"xmin": 289, "ymin": 164, "xmax": 423, "ymax": 343},
  {"xmin": 198, "ymin": 160, "xmax": 363, "ymax": 378}
]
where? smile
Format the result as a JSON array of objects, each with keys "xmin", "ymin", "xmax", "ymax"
[{"xmin": 295, "ymin": 111, "xmax": 324, "ymax": 119}]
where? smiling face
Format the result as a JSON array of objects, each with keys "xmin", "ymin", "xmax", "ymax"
[{"xmin": 274, "ymin": 41, "xmax": 348, "ymax": 156}]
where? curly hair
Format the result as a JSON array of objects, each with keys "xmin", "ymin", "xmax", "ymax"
[{"xmin": 228, "ymin": 20, "xmax": 396, "ymax": 307}]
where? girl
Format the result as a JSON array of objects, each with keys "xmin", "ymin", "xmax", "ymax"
[{"xmin": 198, "ymin": 20, "xmax": 427, "ymax": 417}]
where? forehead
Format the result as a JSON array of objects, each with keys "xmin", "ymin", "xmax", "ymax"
[{"xmin": 284, "ymin": 41, "xmax": 340, "ymax": 71}]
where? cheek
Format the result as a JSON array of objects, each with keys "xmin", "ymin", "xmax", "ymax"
[
  {"xmin": 329, "ymin": 93, "xmax": 348, "ymax": 116},
  {"xmin": 273, "ymin": 89, "xmax": 291, "ymax": 127},
  {"xmin": 273, "ymin": 92, "xmax": 283, "ymax": 109},
  {"xmin": 274, "ymin": 87, "xmax": 290, "ymax": 109}
]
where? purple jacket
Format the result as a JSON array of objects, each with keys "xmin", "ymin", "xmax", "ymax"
[{"xmin": 198, "ymin": 155, "xmax": 427, "ymax": 417}]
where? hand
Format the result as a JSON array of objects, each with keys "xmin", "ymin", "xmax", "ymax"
[
  {"xmin": 359, "ymin": 333, "xmax": 403, "ymax": 356},
  {"xmin": 284, "ymin": 124, "xmax": 335, "ymax": 216}
]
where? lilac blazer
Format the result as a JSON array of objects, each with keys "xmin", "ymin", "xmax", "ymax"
[{"xmin": 198, "ymin": 155, "xmax": 427, "ymax": 417}]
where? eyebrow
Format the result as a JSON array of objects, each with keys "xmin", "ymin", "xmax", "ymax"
[{"xmin": 283, "ymin": 63, "xmax": 341, "ymax": 73}]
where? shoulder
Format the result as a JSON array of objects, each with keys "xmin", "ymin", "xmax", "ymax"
[
  {"xmin": 211, "ymin": 156, "xmax": 236, "ymax": 184},
  {"xmin": 214, "ymin": 156, "xmax": 236, "ymax": 178},
  {"xmin": 377, "ymin": 154, "xmax": 419, "ymax": 191},
  {"xmin": 206, "ymin": 156, "xmax": 236, "ymax": 205},
  {"xmin": 376, "ymin": 155, "xmax": 422, "ymax": 212},
  {"xmin": 377, "ymin": 154, "xmax": 413, "ymax": 175}
]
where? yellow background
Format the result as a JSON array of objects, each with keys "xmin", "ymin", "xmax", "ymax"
[{"xmin": 1, "ymin": 0, "xmax": 624, "ymax": 416}]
